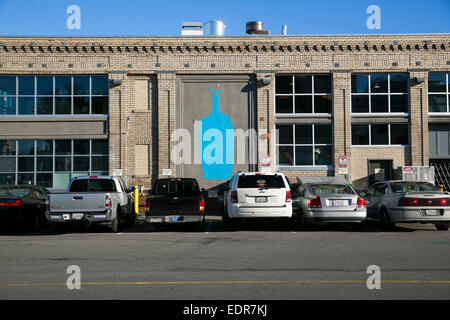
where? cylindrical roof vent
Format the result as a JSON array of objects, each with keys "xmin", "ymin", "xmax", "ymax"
[
  {"xmin": 246, "ymin": 21, "xmax": 270, "ymax": 35},
  {"xmin": 282, "ymin": 25, "xmax": 287, "ymax": 35},
  {"xmin": 246, "ymin": 21, "xmax": 263, "ymax": 34},
  {"xmin": 204, "ymin": 20, "xmax": 226, "ymax": 36}
]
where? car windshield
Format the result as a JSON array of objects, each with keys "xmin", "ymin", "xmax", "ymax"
[
  {"xmin": 0, "ymin": 187, "xmax": 31, "ymax": 197},
  {"xmin": 237, "ymin": 175, "xmax": 286, "ymax": 189},
  {"xmin": 310, "ymin": 184, "xmax": 355, "ymax": 195},
  {"xmin": 390, "ymin": 182, "xmax": 439, "ymax": 193},
  {"xmin": 153, "ymin": 179, "xmax": 201, "ymax": 196}
]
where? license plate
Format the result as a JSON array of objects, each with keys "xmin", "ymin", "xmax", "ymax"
[
  {"xmin": 72, "ymin": 213, "xmax": 84, "ymax": 220},
  {"xmin": 256, "ymin": 197, "xmax": 267, "ymax": 203},
  {"xmin": 148, "ymin": 217, "xmax": 162, "ymax": 223},
  {"xmin": 425, "ymin": 209, "xmax": 439, "ymax": 216},
  {"xmin": 167, "ymin": 216, "xmax": 181, "ymax": 222},
  {"xmin": 332, "ymin": 200, "xmax": 347, "ymax": 206}
]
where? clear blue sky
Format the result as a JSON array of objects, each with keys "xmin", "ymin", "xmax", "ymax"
[{"xmin": 0, "ymin": 0, "xmax": 449, "ymax": 36}]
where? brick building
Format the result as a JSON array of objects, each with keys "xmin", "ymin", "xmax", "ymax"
[{"xmin": 0, "ymin": 34, "xmax": 449, "ymax": 190}]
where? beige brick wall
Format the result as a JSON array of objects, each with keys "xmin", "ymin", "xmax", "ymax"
[{"xmin": 0, "ymin": 35, "xmax": 449, "ymax": 188}]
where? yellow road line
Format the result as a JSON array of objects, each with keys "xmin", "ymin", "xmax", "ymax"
[{"xmin": 1, "ymin": 279, "xmax": 450, "ymax": 287}]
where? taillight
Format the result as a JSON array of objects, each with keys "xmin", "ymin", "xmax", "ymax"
[
  {"xmin": 145, "ymin": 200, "xmax": 150, "ymax": 213},
  {"xmin": 231, "ymin": 191, "xmax": 238, "ymax": 203},
  {"xmin": 286, "ymin": 191, "xmax": 292, "ymax": 203},
  {"xmin": 356, "ymin": 196, "xmax": 366, "ymax": 207},
  {"xmin": 199, "ymin": 199, "xmax": 205, "ymax": 212},
  {"xmin": 398, "ymin": 198, "xmax": 419, "ymax": 206},
  {"xmin": 440, "ymin": 198, "xmax": 447, "ymax": 206},
  {"xmin": 105, "ymin": 195, "xmax": 112, "ymax": 208},
  {"xmin": 308, "ymin": 196, "xmax": 321, "ymax": 208},
  {"xmin": 0, "ymin": 200, "xmax": 22, "ymax": 207}
]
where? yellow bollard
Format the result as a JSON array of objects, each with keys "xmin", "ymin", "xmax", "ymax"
[
  {"xmin": 440, "ymin": 184, "xmax": 444, "ymax": 192},
  {"xmin": 134, "ymin": 185, "xmax": 139, "ymax": 218}
]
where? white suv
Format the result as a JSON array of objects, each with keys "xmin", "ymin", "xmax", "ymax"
[{"xmin": 222, "ymin": 172, "xmax": 293, "ymax": 228}]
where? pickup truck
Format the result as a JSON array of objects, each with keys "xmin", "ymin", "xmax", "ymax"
[
  {"xmin": 46, "ymin": 176, "xmax": 135, "ymax": 233},
  {"xmin": 145, "ymin": 178, "xmax": 205, "ymax": 229}
]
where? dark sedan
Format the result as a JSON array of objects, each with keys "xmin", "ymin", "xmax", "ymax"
[{"xmin": 0, "ymin": 185, "xmax": 49, "ymax": 232}]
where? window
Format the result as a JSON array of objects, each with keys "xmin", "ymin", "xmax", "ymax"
[
  {"xmin": 351, "ymin": 73, "xmax": 409, "ymax": 113},
  {"xmin": 351, "ymin": 124, "xmax": 409, "ymax": 146},
  {"xmin": 0, "ymin": 75, "xmax": 109, "ymax": 115},
  {"xmin": 0, "ymin": 139, "xmax": 109, "ymax": 189},
  {"xmin": 276, "ymin": 124, "xmax": 333, "ymax": 166},
  {"xmin": 428, "ymin": 73, "xmax": 450, "ymax": 113},
  {"xmin": 275, "ymin": 75, "xmax": 332, "ymax": 115}
]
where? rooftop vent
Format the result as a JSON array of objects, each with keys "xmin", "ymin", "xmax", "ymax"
[
  {"xmin": 246, "ymin": 21, "xmax": 270, "ymax": 35},
  {"xmin": 204, "ymin": 20, "xmax": 226, "ymax": 36},
  {"xmin": 181, "ymin": 22, "xmax": 203, "ymax": 36}
]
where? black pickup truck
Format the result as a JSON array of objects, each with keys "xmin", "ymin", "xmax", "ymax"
[{"xmin": 145, "ymin": 178, "xmax": 205, "ymax": 228}]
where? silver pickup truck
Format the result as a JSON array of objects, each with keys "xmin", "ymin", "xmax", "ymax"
[{"xmin": 46, "ymin": 176, "xmax": 135, "ymax": 233}]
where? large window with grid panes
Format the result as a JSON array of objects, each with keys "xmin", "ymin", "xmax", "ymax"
[
  {"xmin": 275, "ymin": 75, "xmax": 332, "ymax": 115},
  {"xmin": 0, "ymin": 139, "xmax": 109, "ymax": 189},
  {"xmin": 351, "ymin": 73, "xmax": 409, "ymax": 114},
  {"xmin": 0, "ymin": 75, "xmax": 108, "ymax": 115},
  {"xmin": 428, "ymin": 73, "xmax": 450, "ymax": 113},
  {"xmin": 275, "ymin": 124, "xmax": 333, "ymax": 167},
  {"xmin": 351, "ymin": 123, "xmax": 409, "ymax": 146}
]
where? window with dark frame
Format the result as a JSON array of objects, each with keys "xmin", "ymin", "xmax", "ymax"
[
  {"xmin": 351, "ymin": 73, "xmax": 409, "ymax": 114},
  {"xmin": 275, "ymin": 75, "xmax": 332, "ymax": 115},
  {"xmin": 0, "ymin": 139, "xmax": 109, "ymax": 188},
  {"xmin": 276, "ymin": 124, "xmax": 333, "ymax": 166},
  {"xmin": 0, "ymin": 75, "xmax": 109, "ymax": 115},
  {"xmin": 351, "ymin": 123, "xmax": 409, "ymax": 146},
  {"xmin": 428, "ymin": 73, "xmax": 450, "ymax": 113}
]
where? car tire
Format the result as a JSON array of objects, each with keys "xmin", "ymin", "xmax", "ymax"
[
  {"xmin": 109, "ymin": 207, "xmax": 120, "ymax": 233},
  {"xmin": 435, "ymin": 222, "xmax": 450, "ymax": 231},
  {"xmin": 380, "ymin": 208, "xmax": 395, "ymax": 231}
]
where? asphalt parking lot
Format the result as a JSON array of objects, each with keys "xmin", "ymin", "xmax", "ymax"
[{"xmin": 0, "ymin": 215, "xmax": 449, "ymax": 300}]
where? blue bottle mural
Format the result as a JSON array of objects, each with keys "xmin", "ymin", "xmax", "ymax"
[{"xmin": 199, "ymin": 88, "xmax": 234, "ymax": 180}]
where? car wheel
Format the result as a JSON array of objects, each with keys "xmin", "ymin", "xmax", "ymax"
[
  {"xmin": 109, "ymin": 207, "xmax": 120, "ymax": 233},
  {"xmin": 435, "ymin": 222, "xmax": 450, "ymax": 231},
  {"xmin": 380, "ymin": 208, "xmax": 395, "ymax": 230}
]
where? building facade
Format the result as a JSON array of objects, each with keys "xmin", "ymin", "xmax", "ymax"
[{"xmin": 0, "ymin": 34, "xmax": 449, "ymax": 190}]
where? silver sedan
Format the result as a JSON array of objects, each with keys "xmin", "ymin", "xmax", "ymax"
[
  {"xmin": 362, "ymin": 180, "xmax": 450, "ymax": 231},
  {"xmin": 292, "ymin": 182, "xmax": 367, "ymax": 229}
]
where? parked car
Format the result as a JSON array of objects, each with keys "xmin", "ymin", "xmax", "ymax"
[
  {"xmin": 46, "ymin": 176, "xmax": 135, "ymax": 233},
  {"xmin": 292, "ymin": 177, "xmax": 367, "ymax": 229},
  {"xmin": 145, "ymin": 178, "xmax": 205, "ymax": 229},
  {"xmin": 0, "ymin": 185, "xmax": 49, "ymax": 232},
  {"xmin": 363, "ymin": 180, "xmax": 450, "ymax": 230},
  {"xmin": 222, "ymin": 172, "xmax": 293, "ymax": 228}
]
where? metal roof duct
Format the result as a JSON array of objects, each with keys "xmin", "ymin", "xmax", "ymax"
[
  {"xmin": 204, "ymin": 20, "xmax": 226, "ymax": 36},
  {"xmin": 246, "ymin": 21, "xmax": 270, "ymax": 35}
]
